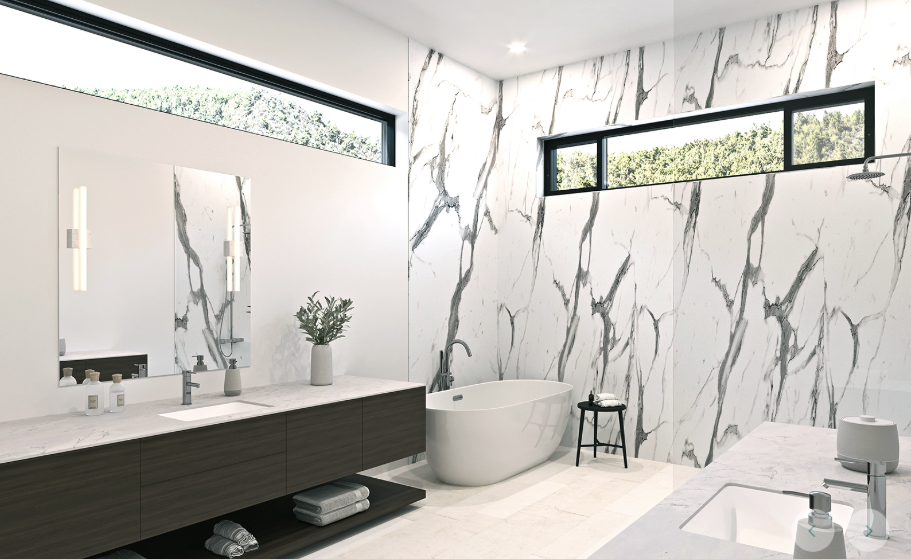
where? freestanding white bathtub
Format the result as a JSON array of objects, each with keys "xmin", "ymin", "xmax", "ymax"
[{"xmin": 425, "ymin": 380, "xmax": 573, "ymax": 486}]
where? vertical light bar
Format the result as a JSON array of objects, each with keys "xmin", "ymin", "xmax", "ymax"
[
  {"xmin": 72, "ymin": 187, "xmax": 80, "ymax": 291},
  {"xmin": 233, "ymin": 205, "xmax": 241, "ymax": 292},
  {"xmin": 79, "ymin": 186, "xmax": 87, "ymax": 291},
  {"xmin": 226, "ymin": 207, "xmax": 234, "ymax": 292}
]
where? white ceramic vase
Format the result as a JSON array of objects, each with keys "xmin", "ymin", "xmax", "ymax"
[{"xmin": 311, "ymin": 344, "xmax": 333, "ymax": 386}]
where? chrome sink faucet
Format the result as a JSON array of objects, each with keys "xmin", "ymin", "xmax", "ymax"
[
  {"xmin": 182, "ymin": 370, "xmax": 200, "ymax": 405},
  {"xmin": 439, "ymin": 339, "xmax": 472, "ymax": 391},
  {"xmin": 824, "ymin": 457, "xmax": 888, "ymax": 540}
]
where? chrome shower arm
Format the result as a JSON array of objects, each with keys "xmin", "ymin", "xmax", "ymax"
[{"xmin": 861, "ymin": 152, "xmax": 911, "ymax": 169}]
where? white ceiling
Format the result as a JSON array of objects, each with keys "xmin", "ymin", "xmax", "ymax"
[{"xmin": 332, "ymin": 0, "xmax": 820, "ymax": 80}]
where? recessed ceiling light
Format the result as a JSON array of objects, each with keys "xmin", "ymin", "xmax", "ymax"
[{"xmin": 508, "ymin": 42, "xmax": 526, "ymax": 54}]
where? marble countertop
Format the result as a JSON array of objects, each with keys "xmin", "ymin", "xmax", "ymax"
[
  {"xmin": 594, "ymin": 422, "xmax": 911, "ymax": 558},
  {"xmin": 0, "ymin": 375, "xmax": 422, "ymax": 466}
]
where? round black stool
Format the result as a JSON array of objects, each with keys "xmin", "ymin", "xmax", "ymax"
[{"xmin": 575, "ymin": 401, "xmax": 628, "ymax": 468}]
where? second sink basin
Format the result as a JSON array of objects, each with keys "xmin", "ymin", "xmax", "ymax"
[
  {"xmin": 680, "ymin": 484, "xmax": 854, "ymax": 553},
  {"xmin": 159, "ymin": 401, "xmax": 271, "ymax": 422}
]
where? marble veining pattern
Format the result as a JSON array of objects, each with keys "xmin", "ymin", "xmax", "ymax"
[
  {"xmin": 0, "ymin": 375, "xmax": 420, "ymax": 466},
  {"xmin": 408, "ymin": 0, "xmax": 911, "ymax": 469}
]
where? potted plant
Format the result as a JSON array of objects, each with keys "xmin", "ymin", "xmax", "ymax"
[{"xmin": 294, "ymin": 292, "xmax": 353, "ymax": 386}]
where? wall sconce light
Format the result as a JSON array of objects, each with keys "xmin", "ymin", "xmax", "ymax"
[
  {"xmin": 66, "ymin": 186, "xmax": 90, "ymax": 291},
  {"xmin": 225, "ymin": 205, "xmax": 241, "ymax": 292}
]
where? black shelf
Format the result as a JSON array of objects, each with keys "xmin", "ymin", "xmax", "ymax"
[{"xmin": 114, "ymin": 475, "xmax": 424, "ymax": 559}]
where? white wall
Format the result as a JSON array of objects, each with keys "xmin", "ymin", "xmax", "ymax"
[{"xmin": 0, "ymin": 0, "xmax": 409, "ymax": 422}]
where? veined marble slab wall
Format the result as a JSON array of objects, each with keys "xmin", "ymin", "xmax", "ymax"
[
  {"xmin": 408, "ymin": 0, "xmax": 911, "ymax": 467},
  {"xmin": 408, "ymin": 46, "xmax": 501, "ymax": 390}
]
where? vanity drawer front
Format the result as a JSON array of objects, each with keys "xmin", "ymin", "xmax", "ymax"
[
  {"xmin": 140, "ymin": 413, "xmax": 286, "ymax": 486},
  {"xmin": 0, "ymin": 441, "xmax": 140, "ymax": 559},
  {"xmin": 362, "ymin": 388, "xmax": 426, "ymax": 470},
  {"xmin": 140, "ymin": 452, "xmax": 286, "ymax": 539},
  {"xmin": 286, "ymin": 398, "xmax": 362, "ymax": 493}
]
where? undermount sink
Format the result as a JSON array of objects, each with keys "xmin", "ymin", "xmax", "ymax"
[
  {"xmin": 159, "ymin": 401, "xmax": 271, "ymax": 422},
  {"xmin": 680, "ymin": 484, "xmax": 854, "ymax": 553}
]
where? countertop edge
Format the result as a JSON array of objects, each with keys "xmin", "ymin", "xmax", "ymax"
[{"xmin": 0, "ymin": 375, "xmax": 425, "ymax": 466}]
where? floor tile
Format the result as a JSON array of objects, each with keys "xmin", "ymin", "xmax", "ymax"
[{"xmin": 283, "ymin": 447, "xmax": 696, "ymax": 559}]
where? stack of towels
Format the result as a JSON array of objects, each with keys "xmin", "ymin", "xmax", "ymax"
[
  {"xmin": 293, "ymin": 480, "xmax": 371, "ymax": 526},
  {"xmin": 594, "ymin": 393, "xmax": 621, "ymax": 407},
  {"xmin": 204, "ymin": 520, "xmax": 259, "ymax": 558}
]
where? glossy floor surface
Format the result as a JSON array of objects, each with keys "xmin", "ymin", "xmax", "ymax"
[{"xmin": 279, "ymin": 446, "xmax": 697, "ymax": 559}]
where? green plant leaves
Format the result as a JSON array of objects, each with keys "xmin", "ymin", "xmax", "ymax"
[{"xmin": 294, "ymin": 291, "xmax": 354, "ymax": 345}]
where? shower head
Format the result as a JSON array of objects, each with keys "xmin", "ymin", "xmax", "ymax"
[
  {"xmin": 847, "ymin": 153, "xmax": 911, "ymax": 181},
  {"xmin": 847, "ymin": 164, "xmax": 885, "ymax": 181}
]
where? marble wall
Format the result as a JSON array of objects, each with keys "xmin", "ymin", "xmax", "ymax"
[
  {"xmin": 409, "ymin": 0, "xmax": 911, "ymax": 467},
  {"xmin": 174, "ymin": 166, "xmax": 252, "ymax": 373}
]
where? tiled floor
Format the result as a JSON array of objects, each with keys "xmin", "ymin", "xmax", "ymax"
[{"xmin": 280, "ymin": 447, "xmax": 698, "ymax": 559}]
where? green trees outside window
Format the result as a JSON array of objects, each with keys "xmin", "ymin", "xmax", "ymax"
[
  {"xmin": 792, "ymin": 104, "xmax": 864, "ymax": 165},
  {"xmin": 555, "ymin": 144, "xmax": 598, "ymax": 191},
  {"xmin": 76, "ymin": 86, "xmax": 382, "ymax": 162}
]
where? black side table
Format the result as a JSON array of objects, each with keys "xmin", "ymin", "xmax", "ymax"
[{"xmin": 575, "ymin": 401, "xmax": 628, "ymax": 468}]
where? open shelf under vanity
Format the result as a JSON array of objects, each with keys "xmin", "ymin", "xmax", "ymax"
[{"xmin": 120, "ymin": 475, "xmax": 424, "ymax": 559}]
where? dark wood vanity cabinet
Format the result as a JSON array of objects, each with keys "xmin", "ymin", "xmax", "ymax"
[
  {"xmin": 286, "ymin": 398, "xmax": 362, "ymax": 493},
  {"xmin": 138, "ymin": 413, "xmax": 288, "ymax": 538},
  {"xmin": 0, "ymin": 440, "xmax": 140, "ymax": 559},
  {"xmin": 363, "ymin": 387, "xmax": 426, "ymax": 470},
  {"xmin": 0, "ymin": 387, "xmax": 425, "ymax": 559}
]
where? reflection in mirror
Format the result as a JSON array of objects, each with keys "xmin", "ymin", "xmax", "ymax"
[
  {"xmin": 58, "ymin": 149, "xmax": 252, "ymax": 385},
  {"xmin": 59, "ymin": 149, "xmax": 174, "ymax": 383},
  {"xmin": 174, "ymin": 167, "xmax": 252, "ymax": 373}
]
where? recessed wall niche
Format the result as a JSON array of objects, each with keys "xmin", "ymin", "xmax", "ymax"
[{"xmin": 58, "ymin": 148, "xmax": 251, "ymax": 384}]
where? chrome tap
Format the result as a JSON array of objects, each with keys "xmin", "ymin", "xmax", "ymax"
[
  {"xmin": 182, "ymin": 370, "xmax": 200, "ymax": 405},
  {"xmin": 439, "ymin": 339, "xmax": 472, "ymax": 391},
  {"xmin": 823, "ymin": 457, "xmax": 888, "ymax": 540}
]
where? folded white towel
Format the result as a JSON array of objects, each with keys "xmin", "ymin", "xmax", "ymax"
[
  {"xmin": 596, "ymin": 393, "xmax": 617, "ymax": 400},
  {"xmin": 294, "ymin": 499, "xmax": 370, "ymax": 526},
  {"xmin": 214, "ymin": 520, "xmax": 258, "ymax": 552},
  {"xmin": 293, "ymin": 480, "xmax": 370, "ymax": 514},
  {"xmin": 205, "ymin": 534, "xmax": 244, "ymax": 558},
  {"xmin": 595, "ymin": 399, "xmax": 621, "ymax": 407}
]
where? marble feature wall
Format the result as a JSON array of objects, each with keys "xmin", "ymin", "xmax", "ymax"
[
  {"xmin": 409, "ymin": 0, "xmax": 911, "ymax": 468},
  {"xmin": 408, "ymin": 46, "xmax": 502, "ymax": 391},
  {"xmin": 174, "ymin": 167, "xmax": 252, "ymax": 373}
]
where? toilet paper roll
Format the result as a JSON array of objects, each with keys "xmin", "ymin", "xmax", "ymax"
[{"xmin": 837, "ymin": 416, "xmax": 899, "ymax": 473}]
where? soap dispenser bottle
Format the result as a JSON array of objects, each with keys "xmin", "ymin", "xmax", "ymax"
[
  {"xmin": 109, "ymin": 374, "xmax": 126, "ymax": 413},
  {"xmin": 224, "ymin": 358, "xmax": 241, "ymax": 397},
  {"xmin": 193, "ymin": 355, "xmax": 208, "ymax": 372},
  {"xmin": 84, "ymin": 371, "xmax": 104, "ymax": 416},
  {"xmin": 59, "ymin": 367, "xmax": 77, "ymax": 387},
  {"xmin": 786, "ymin": 491, "xmax": 847, "ymax": 559}
]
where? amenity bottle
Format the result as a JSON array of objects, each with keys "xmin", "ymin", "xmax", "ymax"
[
  {"xmin": 224, "ymin": 358, "xmax": 242, "ymax": 397},
  {"xmin": 109, "ymin": 374, "xmax": 126, "ymax": 413},
  {"xmin": 59, "ymin": 367, "xmax": 77, "ymax": 387},
  {"xmin": 82, "ymin": 369, "xmax": 95, "ymax": 385},
  {"xmin": 85, "ymin": 371, "xmax": 104, "ymax": 416}
]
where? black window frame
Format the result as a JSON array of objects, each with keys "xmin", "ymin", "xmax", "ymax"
[
  {"xmin": 0, "ymin": 0, "xmax": 397, "ymax": 166},
  {"xmin": 547, "ymin": 136, "xmax": 605, "ymax": 195},
  {"xmin": 543, "ymin": 84, "xmax": 874, "ymax": 195}
]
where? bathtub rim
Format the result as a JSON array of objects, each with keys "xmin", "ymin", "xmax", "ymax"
[{"xmin": 425, "ymin": 379, "xmax": 574, "ymax": 412}]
